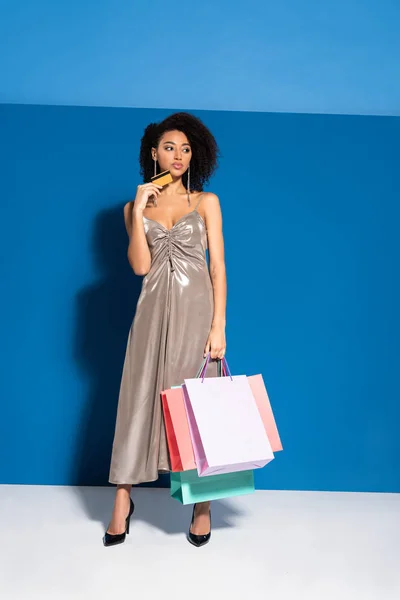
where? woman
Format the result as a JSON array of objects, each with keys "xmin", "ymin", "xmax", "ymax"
[{"xmin": 104, "ymin": 112, "xmax": 227, "ymax": 547}]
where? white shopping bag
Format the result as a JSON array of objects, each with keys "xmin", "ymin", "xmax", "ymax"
[{"xmin": 183, "ymin": 354, "xmax": 274, "ymax": 476}]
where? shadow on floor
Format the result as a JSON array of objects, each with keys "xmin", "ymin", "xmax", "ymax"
[{"xmin": 74, "ymin": 486, "xmax": 246, "ymax": 535}]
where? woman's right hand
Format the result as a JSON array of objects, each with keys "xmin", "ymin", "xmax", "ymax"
[{"xmin": 132, "ymin": 183, "xmax": 163, "ymax": 215}]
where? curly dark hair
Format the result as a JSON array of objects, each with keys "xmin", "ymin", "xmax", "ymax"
[{"xmin": 139, "ymin": 112, "xmax": 220, "ymax": 192}]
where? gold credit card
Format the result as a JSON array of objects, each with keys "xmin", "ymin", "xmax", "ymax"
[{"xmin": 151, "ymin": 169, "xmax": 173, "ymax": 187}]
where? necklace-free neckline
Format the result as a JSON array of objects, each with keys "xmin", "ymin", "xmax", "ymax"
[{"xmin": 142, "ymin": 208, "xmax": 205, "ymax": 233}]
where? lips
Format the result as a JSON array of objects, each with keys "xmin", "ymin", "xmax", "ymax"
[{"xmin": 172, "ymin": 163, "xmax": 183, "ymax": 169}]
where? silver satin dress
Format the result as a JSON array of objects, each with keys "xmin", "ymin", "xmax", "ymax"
[{"xmin": 109, "ymin": 193, "xmax": 218, "ymax": 485}]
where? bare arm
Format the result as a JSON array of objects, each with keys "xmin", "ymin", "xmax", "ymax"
[
  {"xmin": 123, "ymin": 182, "xmax": 162, "ymax": 275},
  {"xmin": 203, "ymin": 192, "xmax": 227, "ymax": 328},
  {"xmin": 124, "ymin": 201, "xmax": 152, "ymax": 276}
]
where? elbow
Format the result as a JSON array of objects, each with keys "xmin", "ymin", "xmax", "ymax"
[
  {"xmin": 130, "ymin": 260, "xmax": 150, "ymax": 276},
  {"xmin": 209, "ymin": 261, "xmax": 226, "ymax": 278},
  {"xmin": 134, "ymin": 266, "xmax": 150, "ymax": 276},
  {"xmin": 128, "ymin": 253, "xmax": 150, "ymax": 276},
  {"xmin": 127, "ymin": 248, "xmax": 151, "ymax": 276}
]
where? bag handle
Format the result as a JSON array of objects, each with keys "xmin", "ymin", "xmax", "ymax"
[{"xmin": 196, "ymin": 352, "xmax": 233, "ymax": 382}]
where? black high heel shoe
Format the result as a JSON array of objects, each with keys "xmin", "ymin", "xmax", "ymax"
[
  {"xmin": 103, "ymin": 498, "xmax": 135, "ymax": 547},
  {"xmin": 187, "ymin": 503, "xmax": 211, "ymax": 547}
]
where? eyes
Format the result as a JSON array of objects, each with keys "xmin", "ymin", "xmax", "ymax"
[{"xmin": 164, "ymin": 145, "xmax": 191, "ymax": 153}]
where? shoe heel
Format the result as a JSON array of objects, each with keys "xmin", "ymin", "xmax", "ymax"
[
  {"xmin": 103, "ymin": 497, "xmax": 134, "ymax": 547},
  {"xmin": 187, "ymin": 503, "xmax": 212, "ymax": 548},
  {"xmin": 126, "ymin": 498, "xmax": 134, "ymax": 535}
]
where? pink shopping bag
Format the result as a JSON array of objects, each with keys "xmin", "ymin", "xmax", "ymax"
[
  {"xmin": 247, "ymin": 375, "xmax": 283, "ymax": 452},
  {"xmin": 220, "ymin": 362, "xmax": 283, "ymax": 453},
  {"xmin": 161, "ymin": 387, "xmax": 196, "ymax": 472},
  {"xmin": 183, "ymin": 354, "xmax": 274, "ymax": 477}
]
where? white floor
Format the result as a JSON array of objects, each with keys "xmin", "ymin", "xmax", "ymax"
[{"xmin": 0, "ymin": 485, "xmax": 399, "ymax": 600}]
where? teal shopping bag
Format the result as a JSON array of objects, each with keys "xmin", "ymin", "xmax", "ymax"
[{"xmin": 170, "ymin": 469, "xmax": 255, "ymax": 505}]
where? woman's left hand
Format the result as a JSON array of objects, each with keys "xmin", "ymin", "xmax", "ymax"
[{"xmin": 204, "ymin": 324, "xmax": 226, "ymax": 360}]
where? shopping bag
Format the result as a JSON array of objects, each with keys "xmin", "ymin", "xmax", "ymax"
[
  {"xmin": 247, "ymin": 375, "xmax": 283, "ymax": 452},
  {"xmin": 160, "ymin": 360, "xmax": 224, "ymax": 472},
  {"xmin": 183, "ymin": 353, "xmax": 274, "ymax": 477},
  {"xmin": 161, "ymin": 387, "xmax": 196, "ymax": 472},
  {"xmin": 219, "ymin": 362, "xmax": 283, "ymax": 453},
  {"xmin": 170, "ymin": 468, "xmax": 255, "ymax": 505}
]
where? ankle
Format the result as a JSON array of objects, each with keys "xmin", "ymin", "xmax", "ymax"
[
  {"xmin": 116, "ymin": 485, "xmax": 131, "ymax": 498},
  {"xmin": 195, "ymin": 501, "xmax": 211, "ymax": 516},
  {"xmin": 114, "ymin": 485, "xmax": 132, "ymax": 508}
]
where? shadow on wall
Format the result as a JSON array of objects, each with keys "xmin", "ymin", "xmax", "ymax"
[{"xmin": 72, "ymin": 201, "xmax": 144, "ymax": 487}]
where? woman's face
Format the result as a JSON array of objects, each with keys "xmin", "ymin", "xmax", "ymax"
[{"xmin": 152, "ymin": 130, "xmax": 192, "ymax": 179}]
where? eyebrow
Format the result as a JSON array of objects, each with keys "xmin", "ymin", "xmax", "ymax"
[{"xmin": 163, "ymin": 141, "xmax": 191, "ymax": 146}]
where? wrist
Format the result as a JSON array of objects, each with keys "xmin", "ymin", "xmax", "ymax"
[{"xmin": 211, "ymin": 319, "xmax": 226, "ymax": 329}]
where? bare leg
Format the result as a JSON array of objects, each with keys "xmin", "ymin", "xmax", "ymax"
[
  {"xmin": 190, "ymin": 500, "xmax": 211, "ymax": 535},
  {"xmin": 106, "ymin": 484, "xmax": 132, "ymax": 535}
]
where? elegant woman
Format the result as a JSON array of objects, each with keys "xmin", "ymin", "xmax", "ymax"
[{"xmin": 104, "ymin": 112, "xmax": 227, "ymax": 547}]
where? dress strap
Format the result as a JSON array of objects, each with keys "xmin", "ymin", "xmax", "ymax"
[{"xmin": 194, "ymin": 192, "xmax": 206, "ymax": 211}]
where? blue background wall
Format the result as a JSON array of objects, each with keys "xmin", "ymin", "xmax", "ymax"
[
  {"xmin": 1, "ymin": 104, "xmax": 399, "ymax": 492},
  {"xmin": 0, "ymin": 0, "xmax": 399, "ymax": 115}
]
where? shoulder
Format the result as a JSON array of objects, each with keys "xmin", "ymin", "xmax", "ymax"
[
  {"xmin": 124, "ymin": 200, "xmax": 134, "ymax": 216},
  {"xmin": 198, "ymin": 192, "xmax": 221, "ymax": 214},
  {"xmin": 198, "ymin": 192, "xmax": 222, "ymax": 229},
  {"xmin": 201, "ymin": 192, "xmax": 220, "ymax": 205},
  {"xmin": 201, "ymin": 192, "xmax": 221, "ymax": 215},
  {"xmin": 124, "ymin": 200, "xmax": 136, "ymax": 222}
]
